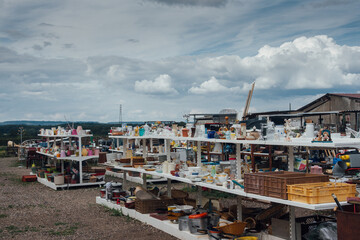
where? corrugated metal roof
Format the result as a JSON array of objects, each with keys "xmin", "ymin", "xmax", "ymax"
[{"xmin": 330, "ymin": 93, "xmax": 360, "ymax": 99}]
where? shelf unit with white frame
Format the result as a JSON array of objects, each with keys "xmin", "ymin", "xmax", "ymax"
[
  {"xmin": 105, "ymin": 135, "xmax": 170, "ymax": 184},
  {"xmin": 37, "ymin": 134, "xmax": 105, "ymax": 190},
  {"xmin": 99, "ymin": 135, "xmax": 360, "ymax": 240}
]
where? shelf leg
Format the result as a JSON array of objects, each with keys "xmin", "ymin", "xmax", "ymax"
[
  {"xmin": 117, "ymin": 139, "xmax": 119, "ymax": 149},
  {"xmin": 79, "ymin": 136, "xmax": 83, "ymax": 184},
  {"xmin": 150, "ymin": 138, "xmax": 153, "ymax": 152},
  {"xmin": 167, "ymin": 179, "xmax": 172, "ymax": 198},
  {"xmin": 236, "ymin": 143, "xmax": 242, "ymax": 180},
  {"xmin": 123, "ymin": 170, "xmax": 127, "ymax": 190},
  {"xmin": 142, "ymin": 173, "xmax": 147, "ymax": 188},
  {"xmin": 165, "ymin": 139, "xmax": 171, "ymax": 162},
  {"xmin": 197, "ymin": 141, "xmax": 201, "ymax": 167},
  {"xmin": 61, "ymin": 159, "xmax": 64, "ymax": 174},
  {"xmin": 124, "ymin": 138, "xmax": 127, "ymax": 152},
  {"xmin": 143, "ymin": 139, "xmax": 148, "ymax": 159},
  {"xmin": 268, "ymin": 145, "xmax": 272, "ymax": 171},
  {"xmin": 289, "ymin": 205, "xmax": 296, "ymax": 240},
  {"xmin": 288, "ymin": 146, "xmax": 295, "ymax": 171},
  {"xmin": 196, "ymin": 186, "xmax": 202, "ymax": 206},
  {"xmin": 306, "ymin": 147, "xmax": 309, "ymax": 173},
  {"xmin": 251, "ymin": 144, "xmax": 255, "ymax": 172},
  {"xmin": 237, "ymin": 196, "xmax": 242, "ymax": 221}
]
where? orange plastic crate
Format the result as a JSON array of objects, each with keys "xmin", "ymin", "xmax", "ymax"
[
  {"xmin": 287, "ymin": 182, "xmax": 356, "ymax": 204},
  {"xmin": 22, "ymin": 175, "xmax": 37, "ymax": 182}
]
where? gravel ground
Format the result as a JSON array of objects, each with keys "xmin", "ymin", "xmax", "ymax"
[{"xmin": 0, "ymin": 157, "xmax": 178, "ymax": 240}]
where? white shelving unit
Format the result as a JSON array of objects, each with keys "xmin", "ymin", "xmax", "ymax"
[
  {"xmin": 105, "ymin": 170, "xmax": 166, "ymax": 184},
  {"xmin": 106, "ymin": 135, "xmax": 170, "ymax": 184},
  {"xmin": 99, "ymin": 135, "xmax": 360, "ymax": 240},
  {"xmin": 37, "ymin": 133, "xmax": 105, "ymax": 190}
]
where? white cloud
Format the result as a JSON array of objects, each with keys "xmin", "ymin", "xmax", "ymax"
[
  {"xmin": 107, "ymin": 65, "xmax": 125, "ymax": 80},
  {"xmin": 241, "ymin": 35, "xmax": 360, "ymax": 90},
  {"xmin": 189, "ymin": 76, "xmax": 240, "ymax": 94},
  {"xmin": 135, "ymin": 74, "xmax": 178, "ymax": 95}
]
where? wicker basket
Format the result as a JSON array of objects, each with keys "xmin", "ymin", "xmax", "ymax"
[
  {"xmin": 171, "ymin": 189, "xmax": 189, "ymax": 199},
  {"xmin": 135, "ymin": 197, "xmax": 174, "ymax": 214},
  {"xmin": 216, "ymin": 220, "xmax": 247, "ymax": 236}
]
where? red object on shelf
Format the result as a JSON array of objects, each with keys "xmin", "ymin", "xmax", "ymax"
[
  {"xmin": 22, "ymin": 175, "xmax": 37, "ymax": 182},
  {"xmin": 189, "ymin": 212, "xmax": 208, "ymax": 219}
]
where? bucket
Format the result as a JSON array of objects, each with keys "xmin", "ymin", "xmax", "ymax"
[
  {"xmin": 336, "ymin": 205, "xmax": 360, "ymax": 240},
  {"xmin": 333, "ymin": 161, "xmax": 347, "ymax": 176},
  {"xmin": 54, "ymin": 175, "xmax": 64, "ymax": 185},
  {"xmin": 100, "ymin": 189, "xmax": 106, "ymax": 198}
]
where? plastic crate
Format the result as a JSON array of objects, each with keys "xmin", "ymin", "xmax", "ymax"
[
  {"xmin": 135, "ymin": 197, "xmax": 174, "ymax": 214},
  {"xmin": 287, "ymin": 182, "xmax": 356, "ymax": 204},
  {"xmin": 22, "ymin": 175, "xmax": 37, "ymax": 182},
  {"xmin": 265, "ymin": 173, "xmax": 329, "ymax": 199},
  {"xmin": 244, "ymin": 171, "xmax": 297, "ymax": 195}
]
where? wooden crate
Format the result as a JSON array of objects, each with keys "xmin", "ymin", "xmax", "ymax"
[{"xmin": 287, "ymin": 182, "xmax": 356, "ymax": 204}]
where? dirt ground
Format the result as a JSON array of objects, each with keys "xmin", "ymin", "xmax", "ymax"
[{"xmin": 0, "ymin": 157, "xmax": 178, "ymax": 240}]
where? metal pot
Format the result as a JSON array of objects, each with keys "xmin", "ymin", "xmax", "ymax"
[
  {"xmin": 178, "ymin": 216, "xmax": 189, "ymax": 231},
  {"xmin": 208, "ymin": 228, "xmax": 222, "ymax": 240},
  {"xmin": 208, "ymin": 212, "xmax": 220, "ymax": 227},
  {"xmin": 188, "ymin": 212, "xmax": 209, "ymax": 235}
]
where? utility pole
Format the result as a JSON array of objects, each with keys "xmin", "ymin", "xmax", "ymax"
[
  {"xmin": 119, "ymin": 104, "xmax": 122, "ymax": 126},
  {"xmin": 18, "ymin": 127, "xmax": 25, "ymax": 146}
]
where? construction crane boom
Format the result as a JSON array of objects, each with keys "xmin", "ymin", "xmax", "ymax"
[{"xmin": 242, "ymin": 82, "xmax": 255, "ymax": 120}]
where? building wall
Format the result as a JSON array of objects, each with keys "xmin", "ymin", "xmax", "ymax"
[{"xmin": 303, "ymin": 95, "xmax": 360, "ymax": 130}]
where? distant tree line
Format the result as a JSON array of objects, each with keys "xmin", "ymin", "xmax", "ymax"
[{"xmin": 0, "ymin": 121, "xmax": 186, "ymax": 146}]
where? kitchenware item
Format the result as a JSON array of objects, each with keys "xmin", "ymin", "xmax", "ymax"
[
  {"xmin": 189, "ymin": 212, "xmax": 209, "ymax": 235},
  {"xmin": 60, "ymin": 150, "xmax": 66, "ymax": 158},
  {"xmin": 182, "ymin": 128, "xmax": 189, "ymax": 137},
  {"xmin": 178, "ymin": 216, "xmax": 190, "ymax": 231},
  {"xmin": 234, "ymin": 237, "xmax": 258, "ymax": 240},
  {"xmin": 333, "ymin": 161, "xmax": 347, "ymax": 176},
  {"xmin": 178, "ymin": 205, "xmax": 193, "ymax": 214},
  {"xmin": 162, "ymin": 161, "xmax": 169, "ymax": 174},
  {"xmin": 77, "ymin": 126, "xmax": 83, "ymax": 135},
  {"xmin": 168, "ymin": 206, "xmax": 177, "ymax": 211},
  {"xmin": 94, "ymin": 148, "xmax": 100, "ymax": 155},
  {"xmin": 81, "ymin": 147, "xmax": 88, "ymax": 156},
  {"xmin": 100, "ymin": 189, "xmax": 106, "ymax": 198},
  {"xmin": 88, "ymin": 149, "xmax": 93, "ymax": 156},
  {"xmin": 332, "ymin": 193, "xmax": 343, "ymax": 211},
  {"xmin": 168, "ymin": 162, "xmax": 176, "ymax": 172},
  {"xmin": 113, "ymin": 189, "xmax": 121, "ymax": 198},
  {"xmin": 216, "ymin": 220, "xmax": 247, "ymax": 236},
  {"xmin": 208, "ymin": 212, "xmax": 220, "ymax": 227},
  {"xmin": 208, "ymin": 227, "xmax": 222, "ymax": 240},
  {"xmin": 54, "ymin": 175, "xmax": 64, "ymax": 185},
  {"xmin": 305, "ymin": 122, "xmax": 315, "ymax": 138}
]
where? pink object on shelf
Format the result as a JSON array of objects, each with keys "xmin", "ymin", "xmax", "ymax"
[
  {"xmin": 310, "ymin": 165, "xmax": 323, "ymax": 174},
  {"xmin": 71, "ymin": 129, "xmax": 77, "ymax": 135},
  {"xmin": 88, "ymin": 149, "xmax": 93, "ymax": 156},
  {"xmin": 94, "ymin": 149, "xmax": 100, "ymax": 155},
  {"xmin": 60, "ymin": 150, "xmax": 66, "ymax": 158}
]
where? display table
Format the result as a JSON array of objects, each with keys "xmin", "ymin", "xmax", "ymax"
[{"xmin": 103, "ymin": 135, "xmax": 360, "ymax": 239}]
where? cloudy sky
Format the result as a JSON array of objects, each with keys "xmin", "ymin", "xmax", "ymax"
[{"xmin": 1, "ymin": 0, "xmax": 360, "ymax": 123}]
